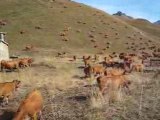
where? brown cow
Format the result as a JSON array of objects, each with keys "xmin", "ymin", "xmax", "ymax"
[
  {"xmin": 97, "ymin": 75, "xmax": 131, "ymax": 95},
  {"xmin": 13, "ymin": 90, "xmax": 43, "ymax": 120},
  {"xmin": 94, "ymin": 55, "xmax": 99, "ymax": 62},
  {"xmin": 84, "ymin": 64, "xmax": 92, "ymax": 78},
  {"xmin": 19, "ymin": 58, "xmax": 33, "ymax": 68},
  {"xmin": 1, "ymin": 60, "xmax": 20, "ymax": 71},
  {"xmin": 24, "ymin": 45, "xmax": 34, "ymax": 51},
  {"xmin": 131, "ymin": 63, "xmax": 144, "ymax": 72},
  {"xmin": 84, "ymin": 64, "xmax": 106, "ymax": 78},
  {"xmin": 73, "ymin": 56, "xmax": 77, "ymax": 61},
  {"xmin": 0, "ymin": 80, "xmax": 21, "ymax": 106},
  {"xmin": 83, "ymin": 56, "xmax": 91, "ymax": 67},
  {"xmin": 91, "ymin": 65, "xmax": 105, "ymax": 76}
]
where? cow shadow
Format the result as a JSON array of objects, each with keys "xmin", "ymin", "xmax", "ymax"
[
  {"xmin": 77, "ymin": 66, "xmax": 85, "ymax": 69},
  {"xmin": 72, "ymin": 75, "xmax": 85, "ymax": 80},
  {"xmin": 68, "ymin": 95, "xmax": 88, "ymax": 102},
  {"xmin": 0, "ymin": 69, "xmax": 19, "ymax": 73},
  {"xmin": 0, "ymin": 110, "xmax": 15, "ymax": 120}
]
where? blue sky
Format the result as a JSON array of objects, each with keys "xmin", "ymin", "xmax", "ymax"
[{"xmin": 74, "ymin": 0, "xmax": 160, "ymax": 22}]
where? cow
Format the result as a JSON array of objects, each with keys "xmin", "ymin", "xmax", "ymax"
[
  {"xmin": 94, "ymin": 55, "xmax": 99, "ymax": 62},
  {"xmin": 83, "ymin": 56, "xmax": 91, "ymax": 67},
  {"xmin": 131, "ymin": 63, "xmax": 144, "ymax": 72},
  {"xmin": 13, "ymin": 90, "xmax": 43, "ymax": 120},
  {"xmin": 73, "ymin": 56, "xmax": 77, "ymax": 61},
  {"xmin": 84, "ymin": 64, "xmax": 92, "ymax": 78},
  {"xmin": 1, "ymin": 60, "xmax": 20, "ymax": 72},
  {"xmin": 0, "ymin": 80, "xmax": 21, "ymax": 106},
  {"xmin": 102, "ymin": 56, "xmax": 114, "ymax": 68},
  {"xmin": 84, "ymin": 64, "xmax": 106, "ymax": 78},
  {"xmin": 97, "ymin": 75, "xmax": 131, "ymax": 95},
  {"xmin": 19, "ymin": 58, "xmax": 33, "ymax": 68},
  {"xmin": 24, "ymin": 45, "xmax": 34, "ymax": 51},
  {"xmin": 91, "ymin": 65, "xmax": 105, "ymax": 76}
]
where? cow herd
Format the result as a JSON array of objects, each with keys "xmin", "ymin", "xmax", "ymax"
[
  {"xmin": 0, "ymin": 51, "xmax": 158, "ymax": 119},
  {"xmin": 0, "ymin": 58, "xmax": 43, "ymax": 120},
  {"xmin": 1, "ymin": 58, "xmax": 33, "ymax": 72},
  {"xmin": 78, "ymin": 53, "xmax": 146, "ymax": 96}
]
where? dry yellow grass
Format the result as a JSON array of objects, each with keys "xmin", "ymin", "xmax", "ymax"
[{"xmin": 0, "ymin": 54, "xmax": 159, "ymax": 120}]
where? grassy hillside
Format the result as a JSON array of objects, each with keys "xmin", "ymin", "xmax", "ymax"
[
  {"xmin": 115, "ymin": 16, "xmax": 160, "ymax": 43},
  {"xmin": 0, "ymin": 0, "xmax": 159, "ymax": 55}
]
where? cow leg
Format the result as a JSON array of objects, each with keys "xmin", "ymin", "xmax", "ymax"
[
  {"xmin": 2, "ymin": 96, "xmax": 9, "ymax": 106},
  {"xmin": 32, "ymin": 113, "xmax": 37, "ymax": 120},
  {"xmin": 26, "ymin": 64, "xmax": 29, "ymax": 67},
  {"xmin": 1, "ymin": 101, "xmax": 5, "ymax": 107},
  {"xmin": 1, "ymin": 66, "xmax": 5, "ymax": 72},
  {"xmin": 16, "ymin": 66, "xmax": 20, "ymax": 72},
  {"xmin": 38, "ymin": 111, "xmax": 43, "ymax": 120},
  {"xmin": 101, "ymin": 87, "xmax": 107, "ymax": 96},
  {"xmin": 5, "ymin": 96, "xmax": 9, "ymax": 105},
  {"xmin": 1, "ymin": 66, "xmax": 3, "ymax": 72},
  {"xmin": 123, "ymin": 83, "xmax": 131, "ymax": 95},
  {"xmin": 0, "ymin": 96, "xmax": 5, "ymax": 107}
]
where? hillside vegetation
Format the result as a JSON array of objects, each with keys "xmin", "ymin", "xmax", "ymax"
[{"xmin": 0, "ymin": 0, "xmax": 159, "ymax": 55}]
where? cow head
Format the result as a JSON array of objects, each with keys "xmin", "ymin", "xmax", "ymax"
[
  {"xmin": 13, "ymin": 80, "xmax": 21, "ymax": 90},
  {"xmin": 28, "ymin": 58, "xmax": 34, "ymax": 63}
]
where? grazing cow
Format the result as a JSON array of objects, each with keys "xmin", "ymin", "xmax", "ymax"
[
  {"xmin": 76, "ymin": 29, "xmax": 81, "ymax": 33},
  {"xmin": 84, "ymin": 64, "xmax": 92, "ymax": 78},
  {"xmin": 83, "ymin": 59, "xmax": 91, "ymax": 67},
  {"xmin": 83, "ymin": 56, "xmax": 91, "ymax": 67},
  {"xmin": 1, "ymin": 60, "xmax": 20, "ymax": 71},
  {"xmin": 0, "ymin": 20, "xmax": 7, "ymax": 26},
  {"xmin": 89, "ymin": 34, "xmax": 94, "ymax": 38},
  {"xmin": 0, "ymin": 80, "xmax": 21, "ymax": 106},
  {"xmin": 97, "ymin": 75, "xmax": 131, "ymax": 95},
  {"xmin": 24, "ymin": 45, "xmax": 34, "ymax": 51},
  {"xmin": 19, "ymin": 58, "xmax": 33, "ymax": 68},
  {"xmin": 103, "ymin": 56, "xmax": 114, "ymax": 67},
  {"xmin": 35, "ymin": 26, "xmax": 42, "ymax": 29},
  {"xmin": 131, "ymin": 63, "xmax": 144, "ymax": 72},
  {"xmin": 119, "ymin": 53, "xmax": 127, "ymax": 59},
  {"xmin": 59, "ymin": 32, "xmax": 66, "ymax": 36},
  {"xmin": 91, "ymin": 65, "xmax": 105, "ymax": 76},
  {"xmin": 20, "ymin": 30, "xmax": 26, "ymax": 34},
  {"xmin": 90, "ymin": 39, "xmax": 96, "ymax": 43},
  {"xmin": 152, "ymin": 52, "xmax": 160, "ymax": 58},
  {"xmin": 73, "ymin": 56, "xmax": 77, "ymax": 61},
  {"xmin": 62, "ymin": 37, "xmax": 69, "ymax": 41},
  {"xmin": 94, "ymin": 55, "xmax": 99, "ymax": 62},
  {"xmin": 13, "ymin": 90, "xmax": 43, "ymax": 120},
  {"xmin": 94, "ymin": 45, "xmax": 98, "ymax": 48}
]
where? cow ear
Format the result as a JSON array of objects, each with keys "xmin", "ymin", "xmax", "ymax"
[
  {"xmin": 13, "ymin": 80, "xmax": 16, "ymax": 82},
  {"xmin": 18, "ymin": 80, "xmax": 21, "ymax": 83},
  {"xmin": 0, "ymin": 95, "xmax": 4, "ymax": 98}
]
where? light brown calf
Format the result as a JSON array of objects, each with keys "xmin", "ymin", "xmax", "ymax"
[
  {"xmin": 0, "ymin": 80, "xmax": 21, "ymax": 105},
  {"xmin": 13, "ymin": 90, "xmax": 43, "ymax": 120}
]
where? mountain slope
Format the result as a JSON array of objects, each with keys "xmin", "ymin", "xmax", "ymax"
[
  {"xmin": 154, "ymin": 20, "xmax": 160, "ymax": 25},
  {"xmin": 113, "ymin": 12, "xmax": 160, "ymax": 43},
  {"xmin": 0, "ymin": 0, "xmax": 159, "ymax": 54}
]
